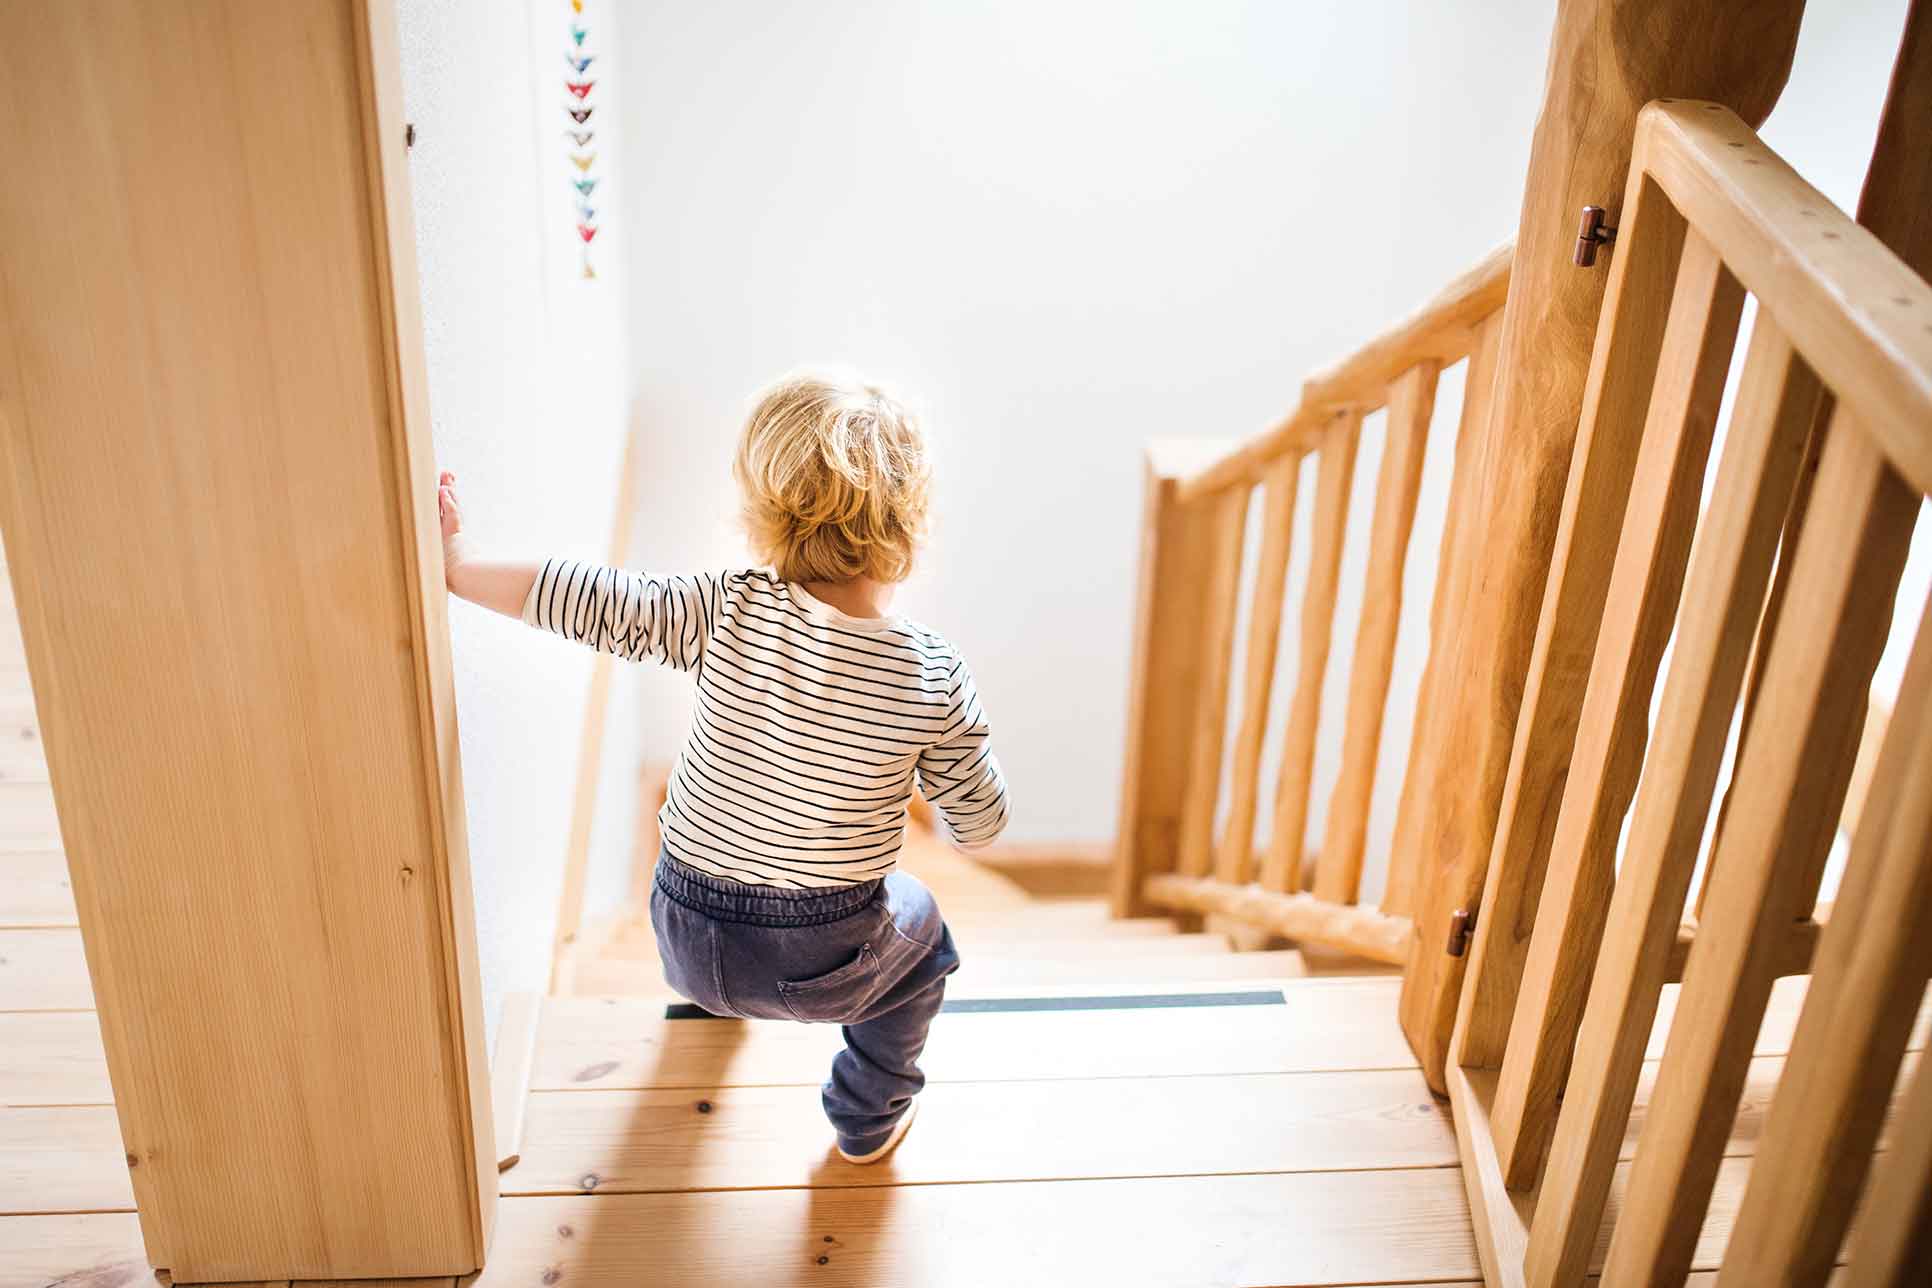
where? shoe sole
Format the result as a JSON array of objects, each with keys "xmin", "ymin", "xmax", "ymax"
[{"xmin": 838, "ymin": 1099, "xmax": 919, "ymax": 1165}]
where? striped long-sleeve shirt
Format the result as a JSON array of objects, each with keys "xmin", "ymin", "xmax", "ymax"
[{"xmin": 522, "ymin": 561, "xmax": 1010, "ymax": 888}]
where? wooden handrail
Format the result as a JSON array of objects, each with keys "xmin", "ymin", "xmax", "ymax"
[
  {"xmin": 1175, "ymin": 242, "xmax": 1512, "ymax": 504},
  {"xmin": 1447, "ymin": 85, "xmax": 1932, "ymax": 1286},
  {"xmin": 1116, "ymin": 245, "xmax": 1514, "ymax": 963},
  {"xmin": 1638, "ymin": 101, "xmax": 1932, "ymax": 493}
]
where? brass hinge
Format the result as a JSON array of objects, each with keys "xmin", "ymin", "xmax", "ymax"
[
  {"xmin": 1446, "ymin": 906, "xmax": 1479, "ymax": 958},
  {"xmin": 1574, "ymin": 205, "xmax": 1618, "ymax": 267}
]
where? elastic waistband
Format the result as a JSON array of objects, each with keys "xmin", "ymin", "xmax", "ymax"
[{"xmin": 654, "ymin": 852, "xmax": 883, "ymax": 927}]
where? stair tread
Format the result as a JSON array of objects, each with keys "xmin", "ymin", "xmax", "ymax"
[
  {"xmin": 0, "ymin": 849, "xmax": 73, "ymax": 928},
  {"xmin": 508, "ymin": 1068, "xmax": 1457, "ymax": 1196},
  {"xmin": 4, "ymin": 1038, "xmax": 1910, "ymax": 1230},
  {"xmin": 2, "ymin": 1175, "xmax": 1476, "ymax": 1288},
  {"xmin": 954, "ymin": 949, "xmax": 1307, "ymax": 987},
  {"xmin": 0, "ymin": 781, "xmax": 60, "ymax": 851},
  {"xmin": 451, "ymin": 1155, "xmax": 1786, "ymax": 1286},
  {"xmin": 0, "ymin": 1185, "xmax": 1760, "ymax": 1288},
  {"xmin": 0, "ymin": 927, "xmax": 92, "ymax": 1011},
  {"xmin": 0, "ymin": 1011, "xmax": 109, "ymax": 1106}
]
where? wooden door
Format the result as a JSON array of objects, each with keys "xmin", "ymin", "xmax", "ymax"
[{"xmin": 0, "ymin": 1, "xmax": 494, "ymax": 1278}]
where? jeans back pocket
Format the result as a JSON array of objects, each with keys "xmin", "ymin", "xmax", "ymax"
[{"xmin": 777, "ymin": 942, "xmax": 884, "ymax": 1022}]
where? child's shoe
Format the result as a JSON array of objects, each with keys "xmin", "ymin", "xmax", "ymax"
[{"xmin": 837, "ymin": 1098, "xmax": 919, "ymax": 1165}]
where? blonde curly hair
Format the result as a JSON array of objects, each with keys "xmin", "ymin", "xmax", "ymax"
[{"xmin": 734, "ymin": 371, "xmax": 931, "ymax": 584}]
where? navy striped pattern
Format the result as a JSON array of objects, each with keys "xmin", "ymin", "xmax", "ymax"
[{"xmin": 523, "ymin": 561, "xmax": 1009, "ymax": 887}]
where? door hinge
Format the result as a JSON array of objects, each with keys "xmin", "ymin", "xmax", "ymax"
[
  {"xmin": 1446, "ymin": 906, "xmax": 1479, "ymax": 958},
  {"xmin": 1574, "ymin": 205, "xmax": 1618, "ymax": 267}
]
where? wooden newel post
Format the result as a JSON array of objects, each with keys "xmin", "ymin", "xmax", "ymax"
[
  {"xmin": 0, "ymin": 1, "xmax": 495, "ymax": 1279},
  {"xmin": 1112, "ymin": 444, "xmax": 1236, "ymax": 918},
  {"xmin": 1398, "ymin": 0, "xmax": 1808, "ymax": 1092}
]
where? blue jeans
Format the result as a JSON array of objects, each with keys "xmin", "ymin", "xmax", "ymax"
[{"xmin": 650, "ymin": 852, "xmax": 960, "ymax": 1155}]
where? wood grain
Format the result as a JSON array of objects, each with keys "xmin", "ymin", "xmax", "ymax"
[
  {"xmin": 510, "ymin": 1069, "xmax": 1456, "ymax": 1197},
  {"xmin": 0, "ymin": 1104, "xmax": 133, "ymax": 1215},
  {"xmin": 1490, "ymin": 228, "xmax": 1746, "ymax": 1188},
  {"xmin": 476, "ymin": 1169, "xmax": 1483, "ymax": 1288},
  {"xmin": 1522, "ymin": 317, "xmax": 1818, "ymax": 1284},
  {"xmin": 1845, "ymin": 1045, "xmax": 1932, "ymax": 1285},
  {"xmin": 1601, "ymin": 418, "xmax": 1918, "ymax": 1285},
  {"xmin": 493, "ymin": 994, "xmax": 542, "ymax": 1174},
  {"xmin": 1637, "ymin": 103, "xmax": 1932, "ymax": 493},
  {"xmin": 0, "ymin": 784, "xmax": 61, "ymax": 851},
  {"xmin": 1700, "ymin": 0, "xmax": 1932, "ymax": 924},
  {"xmin": 1217, "ymin": 455, "xmax": 1302, "ymax": 885},
  {"xmin": 0, "ymin": 928, "xmax": 93, "ymax": 1012},
  {"xmin": 1721, "ymin": 593, "xmax": 1932, "ymax": 1283},
  {"xmin": 0, "ymin": 1, "xmax": 491, "ymax": 1275},
  {"xmin": 1112, "ymin": 446, "xmax": 1238, "ymax": 916},
  {"xmin": 1449, "ymin": 1066, "xmax": 1863, "ymax": 1288},
  {"xmin": 1176, "ymin": 487, "xmax": 1252, "ymax": 878},
  {"xmin": 1438, "ymin": 165, "xmax": 1692, "ymax": 1084},
  {"xmin": 1385, "ymin": 313, "xmax": 1503, "ymax": 919},
  {"xmin": 1262, "ymin": 414, "xmax": 1362, "ymax": 893},
  {"xmin": 534, "ymin": 978, "xmax": 1423, "ymax": 1090},
  {"xmin": 0, "ymin": 1011, "xmax": 113, "ymax": 1108},
  {"xmin": 1143, "ymin": 874, "xmax": 1413, "ymax": 964},
  {"xmin": 0, "ymin": 849, "xmax": 75, "ymax": 928},
  {"xmin": 1400, "ymin": 0, "xmax": 1807, "ymax": 1091},
  {"xmin": 1316, "ymin": 363, "xmax": 1439, "ymax": 905}
]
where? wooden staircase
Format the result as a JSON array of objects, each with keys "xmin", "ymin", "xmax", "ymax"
[{"xmin": 4, "ymin": 556, "xmax": 1929, "ymax": 1287}]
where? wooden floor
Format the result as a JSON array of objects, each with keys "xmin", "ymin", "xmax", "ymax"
[{"xmin": 3, "ymin": 568, "xmax": 1925, "ymax": 1287}]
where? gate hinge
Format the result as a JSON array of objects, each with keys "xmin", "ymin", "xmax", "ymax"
[
  {"xmin": 1574, "ymin": 205, "xmax": 1618, "ymax": 267},
  {"xmin": 1446, "ymin": 906, "xmax": 1479, "ymax": 958}
]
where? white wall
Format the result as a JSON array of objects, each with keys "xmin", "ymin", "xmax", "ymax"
[
  {"xmin": 611, "ymin": 0, "xmax": 1549, "ymax": 855},
  {"xmin": 602, "ymin": 2, "xmax": 1919, "ymax": 898},
  {"xmin": 397, "ymin": 0, "xmax": 635, "ymax": 1040}
]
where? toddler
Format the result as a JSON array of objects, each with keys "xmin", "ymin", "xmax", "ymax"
[{"xmin": 439, "ymin": 372, "xmax": 1008, "ymax": 1163}]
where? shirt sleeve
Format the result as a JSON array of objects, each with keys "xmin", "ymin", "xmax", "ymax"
[
  {"xmin": 520, "ymin": 558, "xmax": 719, "ymax": 671},
  {"xmin": 915, "ymin": 657, "xmax": 1010, "ymax": 849}
]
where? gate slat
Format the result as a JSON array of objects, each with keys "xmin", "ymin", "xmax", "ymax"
[
  {"xmin": 1721, "ymin": 590, "xmax": 1932, "ymax": 1283},
  {"xmin": 1491, "ymin": 229, "xmax": 1746, "ymax": 1190},
  {"xmin": 1522, "ymin": 319, "xmax": 1820, "ymax": 1286},
  {"xmin": 1601, "ymin": 413, "xmax": 1919, "ymax": 1285}
]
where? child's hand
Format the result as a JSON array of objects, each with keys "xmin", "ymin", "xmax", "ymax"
[
  {"xmin": 432, "ymin": 472, "xmax": 536, "ymax": 617},
  {"xmin": 438, "ymin": 470, "xmax": 463, "ymax": 540},
  {"xmin": 437, "ymin": 470, "xmax": 471, "ymax": 582}
]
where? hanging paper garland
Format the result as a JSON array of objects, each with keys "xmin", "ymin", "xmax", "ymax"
[{"xmin": 563, "ymin": 1, "xmax": 601, "ymax": 278}]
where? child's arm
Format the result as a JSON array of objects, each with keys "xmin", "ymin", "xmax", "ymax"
[
  {"xmin": 439, "ymin": 472, "xmax": 541, "ymax": 618},
  {"xmin": 915, "ymin": 659, "xmax": 1011, "ymax": 849},
  {"xmin": 437, "ymin": 472, "xmax": 717, "ymax": 669}
]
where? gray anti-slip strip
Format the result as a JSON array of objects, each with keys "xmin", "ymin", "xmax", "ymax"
[{"xmin": 663, "ymin": 989, "xmax": 1287, "ymax": 1020}]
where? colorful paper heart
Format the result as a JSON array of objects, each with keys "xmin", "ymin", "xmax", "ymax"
[
  {"xmin": 567, "ymin": 106, "xmax": 594, "ymax": 124},
  {"xmin": 566, "ymin": 53, "xmax": 594, "ymax": 73},
  {"xmin": 570, "ymin": 152, "xmax": 597, "ymax": 172},
  {"xmin": 565, "ymin": 80, "xmax": 595, "ymax": 99},
  {"xmin": 571, "ymin": 25, "xmax": 587, "ymax": 46},
  {"xmin": 564, "ymin": 130, "xmax": 594, "ymax": 147},
  {"xmin": 573, "ymin": 177, "xmax": 599, "ymax": 197},
  {"xmin": 577, "ymin": 205, "xmax": 596, "ymax": 223},
  {"xmin": 577, "ymin": 224, "xmax": 598, "ymax": 243}
]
